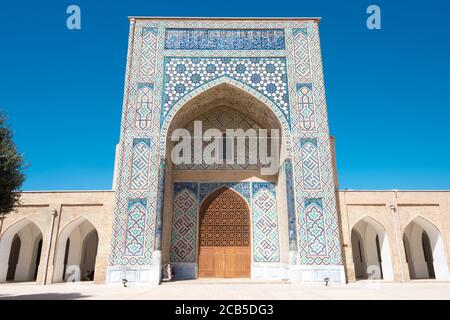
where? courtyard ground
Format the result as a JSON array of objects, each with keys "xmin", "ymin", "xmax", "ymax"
[{"xmin": 1, "ymin": 279, "xmax": 450, "ymax": 300}]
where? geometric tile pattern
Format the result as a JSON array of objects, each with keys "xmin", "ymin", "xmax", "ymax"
[
  {"xmin": 140, "ymin": 28, "xmax": 158, "ymax": 76},
  {"xmin": 170, "ymin": 183, "xmax": 198, "ymax": 262},
  {"xmin": 162, "ymin": 57, "xmax": 290, "ymax": 125},
  {"xmin": 252, "ymin": 182, "xmax": 280, "ymax": 262},
  {"xmin": 296, "ymin": 83, "xmax": 316, "ymax": 132},
  {"xmin": 130, "ymin": 138, "xmax": 151, "ymax": 191},
  {"xmin": 299, "ymin": 138, "xmax": 321, "ymax": 191},
  {"xmin": 292, "ymin": 28, "xmax": 311, "ymax": 77},
  {"xmin": 303, "ymin": 198, "xmax": 327, "ymax": 257},
  {"xmin": 135, "ymin": 83, "xmax": 154, "ymax": 130},
  {"xmin": 165, "ymin": 28, "xmax": 286, "ymax": 50},
  {"xmin": 169, "ymin": 182, "xmax": 281, "ymax": 263},
  {"xmin": 125, "ymin": 199, "xmax": 148, "ymax": 257}
]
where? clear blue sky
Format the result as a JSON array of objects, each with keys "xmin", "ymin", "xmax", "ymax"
[{"xmin": 1, "ymin": 0, "xmax": 449, "ymax": 191}]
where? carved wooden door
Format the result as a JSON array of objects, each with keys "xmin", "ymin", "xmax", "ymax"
[{"xmin": 198, "ymin": 188, "xmax": 251, "ymax": 278}]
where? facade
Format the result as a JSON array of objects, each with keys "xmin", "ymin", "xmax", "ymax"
[{"xmin": 1, "ymin": 17, "xmax": 449, "ymax": 285}]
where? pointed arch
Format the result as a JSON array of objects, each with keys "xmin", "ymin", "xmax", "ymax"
[
  {"xmin": 351, "ymin": 215, "xmax": 389, "ymax": 235},
  {"xmin": 0, "ymin": 218, "xmax": 43, "ymax": 282},
  {"xmin": 0, "ymin": 218, "xmax": 43, "ymax": 237},
  {"xmin": 403, "ymin": 215, "xmax": 441, "ymax": 236},
  {"xmin": 160, "ymin": 76, "xmax": 291, "ymax": 157},
  {"xmin": 53, "ymin": 217, "xmax": 99, "ymax": 282},
  {"xmin": 199, "ymin": 186, "xmax": 251, "ymax": 214},
  {"xmin": 198, "ymin": 187, "xmax": 251, "ymax": 278},
  {"xmin": 199, "ymin": 184, "xmax": 251, "ymax": 210},
  {"xmin": 351, "ymin": 216, "xmax": 394, "ymax": 281},
  {"xmin": 403, "ymin": 216, "xmax": 449, "ymax": 280}
]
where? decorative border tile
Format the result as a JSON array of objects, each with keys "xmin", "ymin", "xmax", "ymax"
[
  {"xmin": 165, "ymin": 28, "xmax": 285, "ymax": 50},
  {"xmin": 252, "ymin": 182, "xmax": 280, "ymax": 262},
  {"xmin": 170, "ymin": 183, "xmax": 198, "ymax": 262}
]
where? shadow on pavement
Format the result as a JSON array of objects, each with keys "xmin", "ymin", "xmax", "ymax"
[{"xmin": 0, "ymin": 292, "xmax": 89, "ymax": 300}]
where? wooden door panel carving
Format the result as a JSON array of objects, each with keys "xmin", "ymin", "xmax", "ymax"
[{"xmin": 198, "ymin": 188, "xmax": 251, "ymax": 278}]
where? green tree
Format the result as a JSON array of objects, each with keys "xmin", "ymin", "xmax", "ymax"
[{"xmin": 0, "ymin": 110, "xmax": 26, "ymax": 220}]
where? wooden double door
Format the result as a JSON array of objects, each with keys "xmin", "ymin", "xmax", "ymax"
[{"xmin": 198, "ymin": 188, "xmax": 251, "ymax": 278}]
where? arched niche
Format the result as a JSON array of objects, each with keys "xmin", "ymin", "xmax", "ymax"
[
  {"xmin": 0, "ymin": 219, "xmax": 43, "ymax": 282},
  {"xmin": 53, "ymin": 218, "xmax": 99, "ymax": 282},
  {"xmin": 351, "ymin": 217, "xmax": 394, "ymax": 281},
  {"xmin": 403, "ymin": 216, "xmax": 449, "ymax": 280}
]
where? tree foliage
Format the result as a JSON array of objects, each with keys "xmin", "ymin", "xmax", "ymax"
[{"xmin": 0, "ymin": 111, "xmax": 26, "ymax": 215}]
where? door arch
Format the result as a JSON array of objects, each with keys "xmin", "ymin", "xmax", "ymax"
[
  {"xmin": 198, "ymin": 187, "xmax": 251, "ymax": 278},
  {"xmin": 53, "ymin": 218, "xmax": 99, "ymax": 282},
  {"xmin": 161, "ymin": 78, "xmax": 290, "ymax": 157},
  {"xmin": 351, "ymin": 217, "xmax": 394, "ymax": 281},
  {"xmin": 403, "ymin": 217, "xmax": 449, "ymax": 280},
  {"xmin": 0, "ymin": 219, "xmax": 43, "ymax": 282}
]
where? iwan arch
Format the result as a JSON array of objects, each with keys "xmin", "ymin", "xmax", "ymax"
[{"xmin": 1, "ymin": 17, "xmax": 450, "ymax": 285}]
